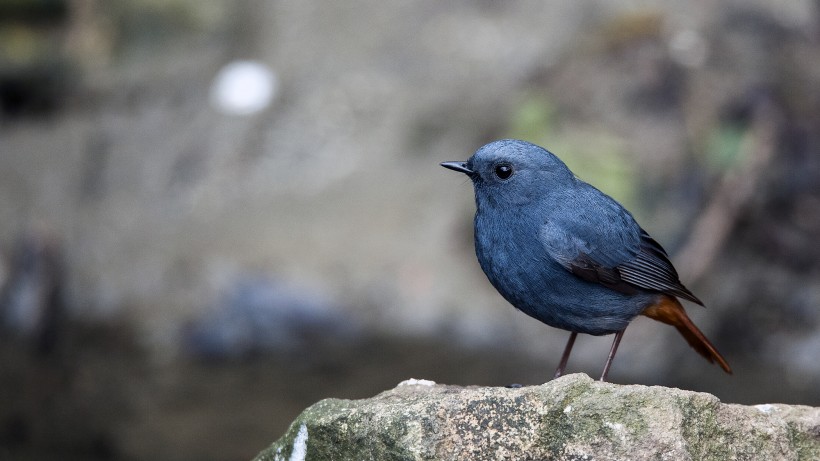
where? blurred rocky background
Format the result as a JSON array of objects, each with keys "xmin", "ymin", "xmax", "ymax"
[{"xmin": 1, "ymin": 1, "xmax": 819, "ymax": 460}]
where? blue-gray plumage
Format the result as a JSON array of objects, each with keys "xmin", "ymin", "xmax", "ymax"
[{"xmin": 441, "ymin": 139, "xmax": 730, "ymax": 381}]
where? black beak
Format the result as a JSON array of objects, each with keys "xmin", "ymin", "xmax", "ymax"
[{"xmin": 440, "ymin": 161, "xmax": 473, "ymax": 175}]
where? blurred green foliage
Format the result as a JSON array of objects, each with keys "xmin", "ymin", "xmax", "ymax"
[
  {"xmin": 506, "ymin": 93, "xmax": 640, "ymax": 213},
  {"xmin": 704, "ymin": 124, "xmax": 746, "ymax": 173}
]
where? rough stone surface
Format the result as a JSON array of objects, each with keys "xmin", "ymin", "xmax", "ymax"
[{"xmin": 253, "ymin": 374, "xmax": 820, "ymax": 461}]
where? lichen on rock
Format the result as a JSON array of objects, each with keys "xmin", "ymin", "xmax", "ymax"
[{"xmin": 253, "ymin": 374, "xmax": 820, "ymax": 461}]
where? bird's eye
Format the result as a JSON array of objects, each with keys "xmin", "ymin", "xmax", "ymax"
[{"xmin": 494, "ymin": 163, "xmax": 514, "ymax": 180}]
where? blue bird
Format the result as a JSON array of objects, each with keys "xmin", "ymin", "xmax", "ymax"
[{"xmin": 442, "ymin": 139, "xmax": 731, "ymax": 381}]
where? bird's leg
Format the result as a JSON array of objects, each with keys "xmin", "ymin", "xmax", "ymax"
[
  {"xmin": 553, "ymin": 332, "xmax": 578, "ymax": 379},
  {"xmin": 599, "ymin": 329, "xmax": 626, "ymax": 382}
]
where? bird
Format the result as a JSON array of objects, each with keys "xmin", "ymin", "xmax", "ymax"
[{"xmin": 441, "ymin": 139, "xmax": 731, "ymax": 382}]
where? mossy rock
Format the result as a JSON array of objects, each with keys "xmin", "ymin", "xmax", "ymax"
[{"xmin": 253, "ymin": 374, "xmax": 820, "ymax": 461}]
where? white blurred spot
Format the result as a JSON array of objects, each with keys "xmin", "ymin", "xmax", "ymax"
[
  {"xmin": 668, "ymin": 29, "xmax": 708, "ymax": 68},
  {"xmin": 563, "ymin": 405, "xmax": 572, "ymax": 414},
  {"xmin": 210, "ymin": 60, "xmax": 277, "ymax": 116}
]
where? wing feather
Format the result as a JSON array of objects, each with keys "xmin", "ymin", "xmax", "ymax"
[
  {"xmin": 541, "ymin": 217, "xmax": 702, "ymax": 305},
  {"xmin": 618, "ymin": 231, "xmax": 702, "ymax": 305}
]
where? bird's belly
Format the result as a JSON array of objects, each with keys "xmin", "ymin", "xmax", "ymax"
[{"xmin": 475, "ymin": 227, "xmax": 654, "ymax": 335}]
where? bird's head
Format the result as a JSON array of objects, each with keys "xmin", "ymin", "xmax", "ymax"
[{"xmin": 441, "ymin": 139, "xmax": 574, "ymax": 207}]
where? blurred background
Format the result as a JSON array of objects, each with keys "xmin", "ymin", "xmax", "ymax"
[{"xmin": 1, "ymin": 0, "xmax": 820, "ymax": 460}]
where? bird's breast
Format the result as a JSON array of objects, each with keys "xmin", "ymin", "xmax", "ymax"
[{"xmin": 473, "ymin": 211, "xmax": 555, "ymax": 300}]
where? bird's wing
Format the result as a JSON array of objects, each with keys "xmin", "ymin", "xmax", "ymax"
[
  {"xmin": 539, "ymin": 198, "xmax": 703, "ymax": 305},
  {"xmin": 617, "ymin": 229, "xmax": 702, "ymax": 305}
]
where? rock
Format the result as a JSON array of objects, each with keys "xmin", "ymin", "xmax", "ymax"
[{"xmin": 253, "ymin": 374, "xmax": 820, "ymax": 461}]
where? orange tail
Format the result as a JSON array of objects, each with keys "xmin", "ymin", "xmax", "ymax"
[{"xmin": 642, "ymin": 295, "xmax": 732, "ymax": 374}]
